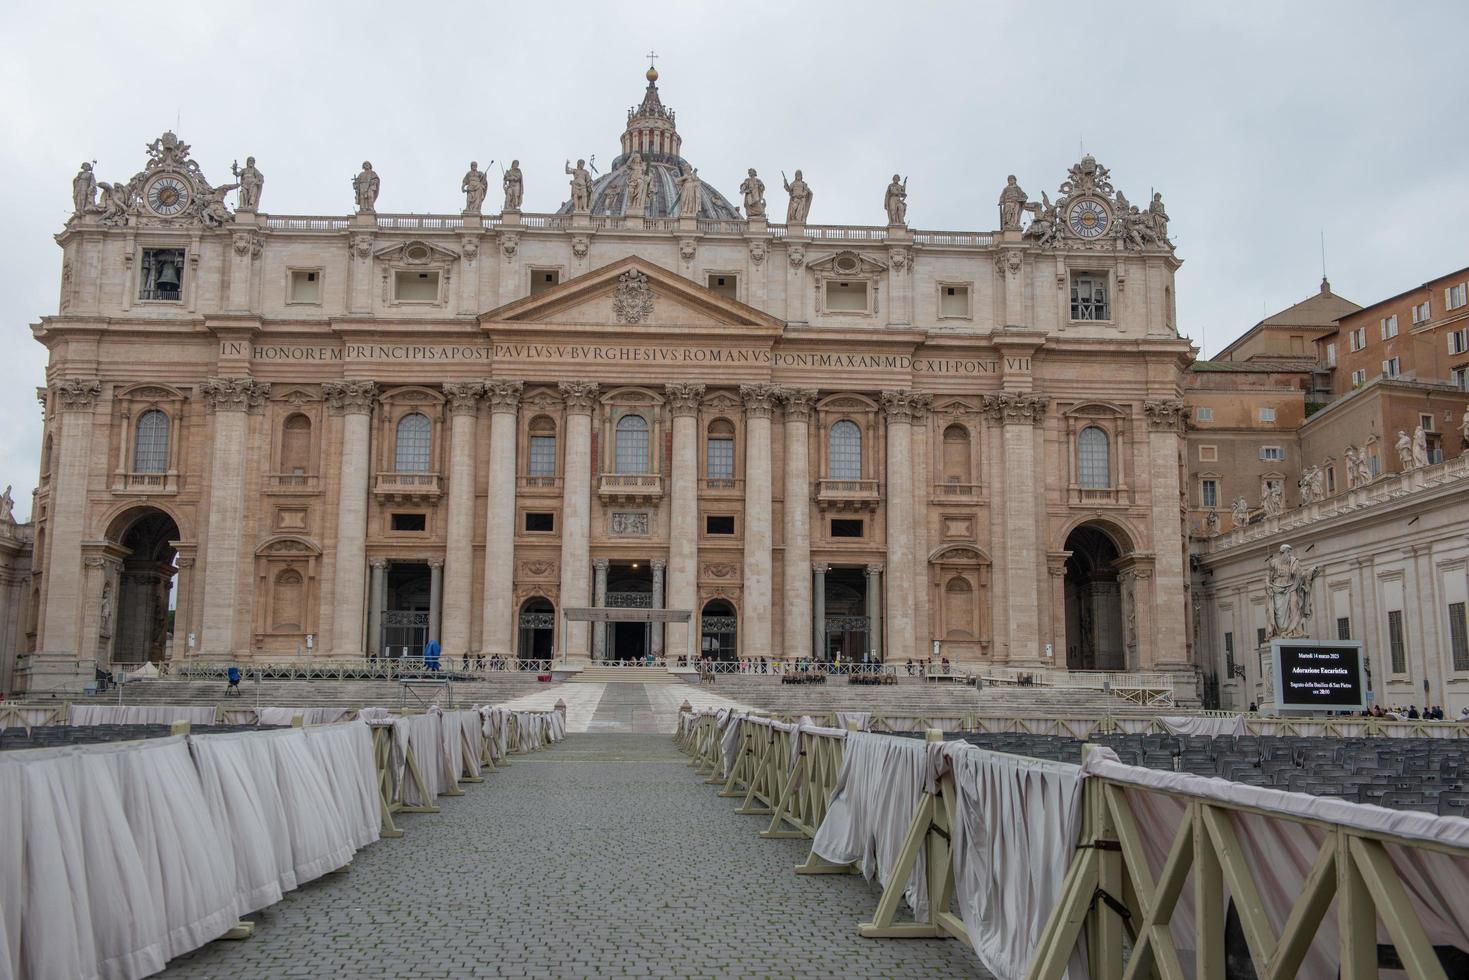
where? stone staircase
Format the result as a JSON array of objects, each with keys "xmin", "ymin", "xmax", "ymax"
[
  {"xmin": 569, "ymin": 665, "xmax": 681, "ymax": 685},
  {"xmin": 74, "ymin": 674, "xmax": 554, "ymax": 709}
]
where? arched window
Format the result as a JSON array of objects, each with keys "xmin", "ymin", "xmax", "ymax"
[
  {"xmin": 829, "ymin": 420, "xmax": 862, "ymax": 480},
  {"xmin": 394, "ymin": 413, "xmax": 432, "ymax": 472},
  {"xmin": 942, "ymin": 424, "xmax": 971, "ymax": 483},
  {"xmin": 1078, "ymin": 426, "xmax": 1110, "ymax": 489},
  {"xmin": 280, "ymin": 414, "xmax": 312, "ymax": 475},
  {"xmin": 528, "ymin": 416, "xmax": 557, "ymax": 478},
  {"xmin": 133, "ymin": 410, "xmax": 170, "ymax": 473},
  {"xmin": 272, "ymin": 569, "xmax": 304, "ymax": 631},
  {"xmin": 615, "ymin": 414, "xmax": 649, "ymax": 474},
  {"xmin": 706, "ymin": 418, "xmax": 735, "ymax": 480}
]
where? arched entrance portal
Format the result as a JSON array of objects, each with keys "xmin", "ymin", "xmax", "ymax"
[
  {"xmin": 700, "ymin": 599, "xmax": 737, "ymax": 661},
  {"xmin": 1063, "ymin": 524, "xmax": 1127, "ymax": 671},
  {"xmin": 107, "ymin": 507, "xmax": 180, "ymax": 664},
  {"xmin": 517, "ymin": 598, "xmax": 555, "ymax": 662}
]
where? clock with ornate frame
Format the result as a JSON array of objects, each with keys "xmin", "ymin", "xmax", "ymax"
[
  {"xmin": 144, "ymin": 174, "xmax": 192, "ymax": 217},
  {"xmin": 1067, "ymin": 198, "xmax": 1110, "ymax": 240}
]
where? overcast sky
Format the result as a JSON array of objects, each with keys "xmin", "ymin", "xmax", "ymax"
[{"xmin": 1, "ymin": 1, "xmax": 1465, "ymax": 521}]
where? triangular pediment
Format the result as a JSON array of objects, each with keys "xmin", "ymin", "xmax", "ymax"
[{"xmin": 480, "ymin": 256, "xmax": 785, "ymax": 332}]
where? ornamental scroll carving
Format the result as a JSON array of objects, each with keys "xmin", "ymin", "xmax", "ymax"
[
  {"xmin": 981, "ymin": 392, "xmax": 1048, "ymax": 425},
  {"xmin": 50, "ymin": 379, "xmax": 103, "ymax": 412},
  {"xmin": 1144, "ymin": 399, "xmax": 1187, "ymax": 433},
  {"xmin": 323, "ymin": 380, "xmax": 378, "ymax": 415},
  {"xmin": 739, "ymin": 383, "xmax": 781, "ymax": 419},
  {"xmin": 612, "ymin": 269, "xmax": 655, "ymax": 324},
  {"xmin": 199, "ymin": 377, "xmax": 270, "ymax": 413},
  {"xmin": 442, "ymin": 382, "xmax": 486, "ymax": 416},
  {"xmin": 881, "ymin": 390, "xmax": 932, "ymax": 424},
  {"xmin": 664, "ymin": 383, "xmax": 706, "ymax": 417},
  {"xmin": 484, "ymin": 381, "xmax": 524, "ymax": 413},
  {"xmin": 558, "ymin": 381, "xmax": 599, "ymax": 414},
  {"xmin": 779, "ymin": 387, "xmax": 819, "ymax": 422}
]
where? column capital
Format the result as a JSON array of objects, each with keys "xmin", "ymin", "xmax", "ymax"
[
  {"xmin": 880, "ymin": 390, "xmax": 932, "ymax": 424},
  {"xmin": 443, "ymin": 381, "xmax": 486, "ymax": 416},
  {"xmin": 981, "ymin": 391, "xmax": 1048, "ymax": 426},
  {"xmin": 200, "ymin": 377, "xmax": 271, "ymax": 414},
  {"xmin": 49, "ymin": 378, "xmax": 103, "ymax": 412},
  {"xmin": 559, "ymin": 380, "xmax": 600, "ymax": 415},
  {"xmin": 739, "ymin": 383, "xmax": 780, "ymax": 419},
  {"xmin": 486, "ymin": 380, "xmax": 525, "ymax": 414},
  {"xmin": 651, "ymin": 558, "xmax": 667, "ymax": 571},
  {"xmin": 865, "ymin": 563, "xmax": 884, "ymax": 575},
  {"xmin": 427, "ymin": 558, "xmax": 445, "ymax": 569},
  {"xmin": 812, "ymin": 561, "xmax": 830, "ymax": 574},
  {"xmin": 779, "ymin": 387, "xmax": 820, "ymax": 422},
  {"xmin": 592, "ymin": 556, "xmax": 610, "ymax": 570},
  {"xmin": 664, "ymin": 383, "xmax": 706, "ymax": 418},
  {"xmin": 370, "ymin": 557, "xmax": 389, "ymax": 570},
  {"xmin": 324, "ymin": 380, "xmax": 379, "ymax": 416},
  {"xmin": 1144, "ymin": 398, "xmax": 1188, "ymax": 433}
]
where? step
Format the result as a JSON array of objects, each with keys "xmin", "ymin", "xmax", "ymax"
[{"xmin": 569, "ymin": 666, "xmax": 679, "ymax": 685}]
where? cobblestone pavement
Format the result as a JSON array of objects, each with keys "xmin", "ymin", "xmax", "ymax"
[{"xmin": 162, "ymin": 731, "xmax": 989, "ymax": 979}]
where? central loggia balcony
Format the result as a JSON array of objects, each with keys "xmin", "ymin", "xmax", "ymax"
[
  {"xmin": 374, "ymin": 471, "xmax": 442, "ymax": 504},
  {"xmin": 598, "ymin": 473, "xmax": 663, "ymax": 505},
  {"xmin": 816, "ymin": 478, "xmax": 881, "ymax": 512}
]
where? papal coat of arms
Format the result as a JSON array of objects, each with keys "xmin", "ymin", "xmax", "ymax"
[{"xmin": 612, "ymin": 269, "xmax": 655, "ymax": 323}]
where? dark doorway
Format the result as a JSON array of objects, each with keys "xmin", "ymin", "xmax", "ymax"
[
  {"xmin": 517, "ymin": 597, "xmax": 555, "ymax": 662},
  {"xmin": 603, "ymin": 561, "xmax": 652, "ymax": 662},
  {"xmin": 822, "ymin": 566, "xmax": 870, "ymax": 663},
  {"xmin": 1063, "ymin": 525, "xmax": 1126, "ymax": 670},
  {"xmin": 383, "ymin": 562, "xmax": 431, "ymax": 658},
  {"xmin": 110, "ymin": 508, "xmax": 180, "ymax": 663},
  {"xmin": 700, "ymin": 599, "xmax": 737, "ymax": 660}
]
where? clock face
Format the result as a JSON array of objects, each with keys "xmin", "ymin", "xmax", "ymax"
[
  {"xmin": 146, "ymin": 175, "xmax": 191, "ymax": 216},
  {"xmin": 1068, "ymin": 199, "xmax": 1109, "ymax": 239}
]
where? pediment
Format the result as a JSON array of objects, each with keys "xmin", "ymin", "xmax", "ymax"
[
  {"xmin": 374, "ymin": 239, "xmax": 459, "ymax": 264},
  {"xmin": 481, "ymin": 257, "xmax": 785, "ymax": 332},
  {"xmin": 807, "ymin": 249, "xmax": 887, "ymax": 277}
]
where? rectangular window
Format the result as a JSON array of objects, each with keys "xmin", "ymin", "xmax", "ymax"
[
  {"xmin": 530, "ymin": 269, "xmax": 560, "ymax": 295},
  {"xmin": 1448, "ymin": 328, "xmax": 1468, "ymax": 355},
  {"xmin": 394, "ymin": 270, "xmax": 440, "ymax": 302},
  {"xmin": 1326, "ymin": 467, "xmax": 1336, "ymax": 493},
  {"xmin": 1388, "ymin": 609, "xmax": 1407, "ymax": 674},
  {"xmin": 1452, "ymin": 367, "xmax": 1469, "ymax": 392},
  {"xmin": 1450, "ymin": 602, "xmax": 1469, "ymax": 672},
  {"xmin": 390, "ymin": 513, "xmax": 426, "ymax": 532},
  {"xmin": 1349, "ymin": 327, "xmax": 1366, "ymax": 352},
  {"xmin": 139, "ymin": 247, "xmax": 186, "ymax": 301},
  {"xmin": 1420, "ymin": 413, "xmax": 1435, "ymax": 432},
  {"xmin": 1336, "ymin": 616, "xmax": 1351, "ymax": 640},
  {"xmin": 706, "ymin": 438, "xmax": 735, "ymax": 479},
  {"xmin": 1256, "ymin": 627, "xmax": 1267, "ymax": 649},
  {"xmin": 1382, "ymin": 357, "xmax": 1400, "ymax": 378},
  {"xmin": 1259, "ymin": 446, "xmax": 1284, "ymax": 461},
  {"xmin": 1325, "ymin": 342, "xmax": 1336, "ymax": 367},
  {"xmin": 939, "ymin": 284, "xmax": 971, "ymax": 318},
  {"xmin": 1380, "ymin": 315, "xmax": 1398, "ymax": 340},
  {"xmin": 288, "ymin": 269, "xmax": 321, "ymax": 304},
  {"xmin": 825, "ymin": 280, "xmax": 869, "ymax": 312},
  {"xmin": 1447, "ymin": 283, "xmax": 1467, "ymax": 310},
  {"xmin": 1258, "ymin": 406, "xmax": 1276, "ymax": 422},
  {"xmin": 707, "ymin": 273, "xmax": 737, "ymax": 300},
  {"xmin": 528, "ymin": 435, "xmax": 556, "ymax": 477},
  {"xmin": 524, "ymin": 512, "xmax": 554, "ymax": 533},
  {"xmin": 705, "ymin": 515, "xmax": 735, "ymax": 535},
  {"xmin": 1350, "ymin": 368, "xmax": 1367, "ymax": 387},
  {"xmin": 1201, "ymin": 478, "xmax": 1218, "ymax": 508},
  {"xmin": 1412, "ymin": 300, "xmax": 1431, "ymax": 324},
  {"xmin": 831, "ymin": 518, "xmax": 864, "ymax": 538},
  {"xmin": 1070, "ymin": 274, "xmax": 1109, "ymax": 321},
  {"xmin": 1198, "ymin": 445, "xmax": 1218, "ymax": 462},
  {"xmin": 1195, "ymin": 406, "xmax": 1214, "ymax": 422},
  {"xmin": 1223, "ymin": 632, "xmax": 1235, "ymax": 675}
]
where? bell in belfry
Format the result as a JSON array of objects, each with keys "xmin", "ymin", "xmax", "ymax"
[{"xmin": 154, "ymin": 257, "xmax": 180, "ymax": 292}]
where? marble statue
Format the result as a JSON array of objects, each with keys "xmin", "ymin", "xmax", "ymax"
[
  {"xmin": 461, "ymin": 161, "xmax": 488, "ymax": 213},
  {"xmin": 1263, "ymin": 482, "xmax": 1284, "ymax": 518},
  {"xmin": 196, "ymin": 181, "xmax": 238, "ymax": 228},
  {"xmin": 1147, "ymin": 192, "xmax": 1170, "ymax": 242},
  {"xmin": 100, "ymin": 581, "xmax": 113, "ymax": 636},
  {"xmin": 883, "ymin": 174, "xmax": 907, "ymax": 225},
  {"xmin": 783, "ymin": 169, "xmax": 812, "ymax": 224},
  {"xmin": 503, "ymin": 160, "xmax": 523, "ymax": 211},
  {"xmin": 624, "ymin": 153, "xmax": 648, "ymax": 213},
  {"xmin": 739, "ymin": 168, "xmax": 766, "ymax": 218},
  {"xmin": 1395, "ymin": 430, "xmax": 1414, "ymax": 470},
  {"xmin": 232, "ymin": 156, "xmax": 264, "ymax": 211},
  {"xmin": 1265, "ymin": 544, "xmax": 1321, "ymax": 639},
  {"xmin": 1205, "ymin": 509, "xmax": 1219, "ymax": 536},
  {"xmin": 95, "ymin": 178, "xmax": 137, "ymax": 225},
  {"xmin": 566, "ymin": 159, "xmax": 593, "ymax": 212},
  {"xmin": 72, "ymin": 162, "xmax": 97, "ymax": 215},
  {"xmin": 352, "ymin": 161, "xmax": 380, "ymax": 213},
  {"xmin": 1345, "ymin": 444, "xmax": 1372, "ymax": 488},
  {"xmin": 675, "ymin": 164, "xmax": 701, "ymax": 217},
  {"xmin": 0, "ymin": 485, "xmax": 13, "ymax": 524},
  {"xmin": 1461, "ymin": 408, "xmax": 1469, "ymax": 450},
  {"xmin": 1021, "ymin": 192, "xmax": 1059, "ymax": 245},
  {"xmin": 1298, "ymin": 465, "xmax": 1324, "ymax": 504},
  {"xmin": 1230, "ymin": 496, "xmax": 1250, "ymax": 528},
  {"xmin": 998, "ymin": 175, "xmax": 1026, "ymax": 232},
  {"xmin": 1412, "ymin": 424, "xmax": 1430, "ymax": 468}
]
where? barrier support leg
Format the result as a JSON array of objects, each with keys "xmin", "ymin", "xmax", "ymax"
[
  {"xmin": 221, "ymin": 921, "xmax": 255, "ymax": 941},
  {"xmin": 795, "ymin": 852, "xmax": 859, "ymax": 875},
  {"xmin": 858, "ymin": 792, "xmax": 940, "ymax": 939}
]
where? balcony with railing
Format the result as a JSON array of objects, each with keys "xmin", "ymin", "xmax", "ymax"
[
  {"xmin": 598, "ymin": 473, "xmax": 663, "ymax": 505},
  {"xmin": 931, "ymin": 481, "xmax": 983, "ymax": 500},
  {"xmin": 374, "ymin": 471, "xmax": 442, "ymax": 503},
  {"xmin": 816, "ymin": 478, "xmax": 881, "ymax": 512},
  {"xmin": 699, "ymin": 477, "xmax": 744, "ymax": 496},
  {"xmin": 518, "ymin": 474, "xmax": 563, "ymax": 493},
  {"xmin": 112, "ymin": 471, "xmax": 179, "ymax": 494},
  {"xmin": 1067, "ymin": 484, "xmax": 1131, "ymax": 507},
  {"xmin": 265, "ymin": 473, "xmax": 322, "ymax": 494}
]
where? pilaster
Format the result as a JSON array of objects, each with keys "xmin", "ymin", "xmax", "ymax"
[
  {"xmin": 325, "ymin": 381, "xmax": 378, "ymax": 656},
  {"xmin": 557, "ymin": 381, "xmax": 598, "ymax": 659},
  {"xmin": 481, "ymin": 381, "xmax": 523, "ymax": 657},
  {"xmin": 665, "ymin": 382, "xmax": 705, "ymax": 657},
  {"xmin": 779, "ymin": 388, "xmax": 817, "ymax": 662}
]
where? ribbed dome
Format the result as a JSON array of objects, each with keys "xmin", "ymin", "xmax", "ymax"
[{"xmin": 556, "ymin": 70, "xmax": 742, "ymax": 221}]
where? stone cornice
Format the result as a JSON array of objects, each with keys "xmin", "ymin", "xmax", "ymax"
[
  {"xmin": 323, "ymin": 380, "xmax": 378, "ymax": 415},
  {"xmin": 558, "ymin": 380, "xmax": 599, "ymax": 414},
  {"xmin": 199, "ymin": 377, "xmax": 270, "ymax": 414},
  {"xmin": 442, "ymin": 381, "xmax": 487, "ymax": 416},
  {"xmin": 739, "ymin": 383, "xmax": 781, "ymax": 418},
  {"xmin": 664, "ymin": 382, "xmax": 706, "ymax": 417},
  {"xmin": 49, "ymin": 379, "xmax": 102, "ymax": 412},
  {"xmin": 981, "ymin": 392, "xmax": 1048, "ymax": 425},
  {"xmin": 484, "ymin": 380, "xmax": 524, "ymax": 414}
]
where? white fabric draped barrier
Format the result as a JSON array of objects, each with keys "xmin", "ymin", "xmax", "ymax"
[
  {"xmin": 68, "ymin": 704, "xmax": 218, "ymax": 727},
  {"xmin": 0, "ymin": 721, "xmax": 381, "ymax": 980},
  {"xmin": 1155, "ymin": 713, "xmax": 1247, "ymax": 737}
]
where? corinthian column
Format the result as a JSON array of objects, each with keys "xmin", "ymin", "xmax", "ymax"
[
  {"xmin": 984, "ymin": 392, "xmax": 1048, "ymax": 664},
  {"xmin": 557, "ymin": 381, "xmax": 598, "ymax": 659},
  {"xmin": 779, "ymin": 388, "xmax": 817, "ymax": 662},
  {"xmin": 325, "ymin": 381, "xmax": 378, "ymax": 656},
  {"xmin": 38, "ymin": 380, "xmax": 101, "ymax": 661},
  {"xmin": 664, "ymin": 382, "xmax": 705, "ymax": 657},
  {"xmin": 480, "ymin": 381, "xmax": 523, "ymax": 657},
  {"xmin": 740, "ymin": 384, "xmax": 779, "ymax": 660},
  {"xmin": 198, "ymin": 378, "xmax": 270, "ymax": 657},
  {"xmin": 441, "ymin": 382, "xmax": 485, "ymax": 659},
  {"xmin": 881, "ymin": 391, "xmax": 919, "ymax": 664}
]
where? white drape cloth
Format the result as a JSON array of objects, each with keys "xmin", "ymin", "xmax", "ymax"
[
  {"xmin": 1155, "ymin": 714, "xmax": 1247, "ymax": 737},
  {"xmin": 68, "ymin": 704, "xmax": 218, "ymax": 726},
  {"xmin": 811, "ymin": 732, "xmax": 931, "ymax": 919},
  {"xmin": 393, "ymin": 714, "xmax": 443, "ymax": 807}
]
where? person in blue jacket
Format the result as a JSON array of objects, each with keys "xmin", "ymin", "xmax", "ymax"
[{"xmin": 423, "ymin": 638, "xmax": 441, "ymax": 672}]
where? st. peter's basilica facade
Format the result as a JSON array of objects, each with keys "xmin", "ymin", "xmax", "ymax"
[{"xmin": 22, "ymin": 67, "xmax": 1194, "ymax": 693}]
